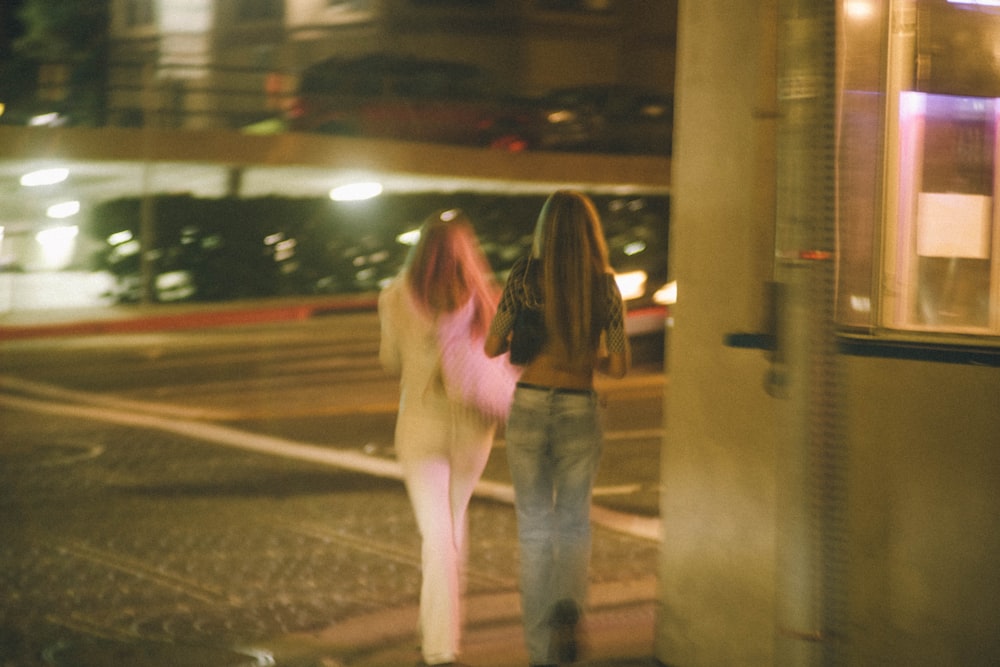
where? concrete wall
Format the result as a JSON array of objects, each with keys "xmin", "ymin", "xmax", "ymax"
[{"xmin": 844, "ymin": 356, "xmax": 1000, "ymax": 665}]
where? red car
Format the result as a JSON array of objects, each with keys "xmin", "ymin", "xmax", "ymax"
[{"xmin": 285, "ymin": 53, "xmax": 532, "ymax": 150}]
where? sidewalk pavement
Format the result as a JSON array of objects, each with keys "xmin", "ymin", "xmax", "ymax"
[
  {"xmin": 264, "ymin": 580, "xmax": 660, "ymax": 667},
  {"xmin": 47, "ymin": 585, "xmax": 660, "ymax": 667},
  {"xmin": 3, "ymin": 296, "xmax": 666, "ymax": 667}
]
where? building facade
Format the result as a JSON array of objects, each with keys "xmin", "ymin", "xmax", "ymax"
[
  {"xmin": 660, "ymin": 0, "xmax": 1000, "ymax": 664},
  {"xmin": 105, "ymin": 0, "xmax": 676, "ymax": 130}
]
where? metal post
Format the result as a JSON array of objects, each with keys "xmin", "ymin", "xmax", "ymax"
[
  {"xmin": 773, "ymin": 1, "xmax": 847, "ymax": 665},
  {"xmin": 140, "ymin": 63, "xmax": 157, "ymax": 305}
]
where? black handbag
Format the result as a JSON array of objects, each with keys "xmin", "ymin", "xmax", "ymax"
[
  {"xmin": 509, "ymin": 305, "xmax": 546, "ymax": 365},
  {"xmin": 509, "ymin": 258, "xmax": 546, "ymax": 365}
]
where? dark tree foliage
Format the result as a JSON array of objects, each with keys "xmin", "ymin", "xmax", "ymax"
[
  {"xmin": 12, "ymin": 0, "xmax": 109, "ymax": 125},
  {"xmin": 15, "ymin": 0, "xmax": 108, "ymax": 61}
]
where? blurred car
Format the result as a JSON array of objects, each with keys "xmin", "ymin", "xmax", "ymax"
[
  {"xmin": 601, "ymin": 196, "xmax": 672, "ymax": 345},
  {"xmin": 533, "ymin": 84, "xmax": 673, "ymax": 155},
  {"xmin": 285, "ymin": 53, "xmax": 534, "ymax": 150},
  {"xmin": 94, "ymin": 192, "xmax": 671, "ymax": 352}
]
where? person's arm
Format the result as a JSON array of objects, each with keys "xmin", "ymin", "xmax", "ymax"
[
  {"xmin": 597, "ymin": 274, "xmax": 630, "ymax": 378},
  {"xmin": 484, "ymin": 261, "xmax": 521, "ymax": 358},
  {"xmin": 377, "ymin": 285, "xmax": 402, "ymax": 376},
  {"xmin": 600, "ymin": 344, "xmax": 630, "ymax": 378},
  {"xmin": 484, "ymin": 331, "xmax": 509, "ymax": 358}
]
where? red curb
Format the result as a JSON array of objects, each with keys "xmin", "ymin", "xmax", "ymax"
[{"xmin": 0, "ymin": 296, "xmax": 379, "ymax": 342}]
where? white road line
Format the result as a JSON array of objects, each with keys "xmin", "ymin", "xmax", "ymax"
[
  {"xmin": 592, "ymin": 484, "xmax": 643, "ymax": 496},
  {"xmin": 604, "ymin": 428, "xmax": 663, "ymax": 441},
  {"xmin": 1, "ymin": 375, "xmax": 244, "ymax": 421},
  {"xmin": 0, "ymin": 374, "xmax": 398, "ymax": 420},
  {"xmin": 1, "ymin": 382, "xmax": 662, "ymax": 542}
]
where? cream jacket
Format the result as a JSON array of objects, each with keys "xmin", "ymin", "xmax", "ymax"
[
  {"xmin": 378, "ymin": 276, "xmax": 495, "ymax": 459},
  {"xmin": 378, "ymin": 277, "xmax": 442, "ymax": 403}
]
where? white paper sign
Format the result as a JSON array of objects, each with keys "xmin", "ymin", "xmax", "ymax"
[{"xmin": 916, "ymin": 192, "xmax": 992, "ymax": 258}]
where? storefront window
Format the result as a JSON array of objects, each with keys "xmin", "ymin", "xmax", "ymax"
[
  {"xmin": 838, "ymin": 0, "xmax": 1000, "ymax": 337},
  {"xmin": 893, "ymin": 92, "xmax": 998, "ymax": 332},
  {"xmin": 837, "ymin": 0, "xmax": 889, "ymax": 329}
]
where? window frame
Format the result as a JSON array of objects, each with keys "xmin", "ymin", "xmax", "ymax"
[{"xmin": 837, "ymin": 0, "xmax": 1000, "ymax": 348}]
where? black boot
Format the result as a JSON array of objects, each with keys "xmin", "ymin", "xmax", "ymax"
[{"xmin": 549, "ymin": 598, "xmax": 581, "ymax": 663}]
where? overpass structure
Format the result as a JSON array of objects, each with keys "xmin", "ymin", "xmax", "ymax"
[
  {"xmin": 0, "ymin": 126, "xmax": 671, "ymax": 232},
  {"xmin": 0, "ymin": 126, "xmax": 670, "ymax": 309}
]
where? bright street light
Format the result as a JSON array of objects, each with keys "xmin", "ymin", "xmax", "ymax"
[
  {"xmin": 21, "ymin": 168, "xmax": 70, "ymax": 187},
  {"xmin": 330, "ymin": 181, "xmax": 384, "ymax": 201},
  {"xmin": 47, "ymin": 201, "xmax": 81, "ymax": 219}
]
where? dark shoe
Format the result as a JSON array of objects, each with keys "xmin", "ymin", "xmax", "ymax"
[{"xmin": 549, "ymin": 598, "xmax": 581, "ymax": 663}]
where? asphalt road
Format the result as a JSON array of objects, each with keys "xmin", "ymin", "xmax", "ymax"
[
  {"xmin": 0, "ymin": 314, "xmax": 665, "ymax": 666},
  {"xmin": 1, "ymin": 313, "xmax": 665, "ymax": 523}
]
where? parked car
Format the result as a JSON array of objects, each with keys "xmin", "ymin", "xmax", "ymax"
[
  {"xmin": 532, "ymin": 85, "xmax": 674, "ymax": 155},
  {"xmin": 94, "ymin": 193, "xmax": 671, "ymax": 350},
  {"xmin": 285, "ymin": 53, "xmax": 533, "ymax": 150}
]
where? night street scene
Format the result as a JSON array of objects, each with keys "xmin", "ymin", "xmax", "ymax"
[{"xmin": 3, "ymin": 1, "xmax": 1000, "ymax": 667}]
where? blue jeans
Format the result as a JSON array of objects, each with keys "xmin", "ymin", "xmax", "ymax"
[{"xmin": 505, "ymin": 384, "xmax": 602, "ymax": 664}]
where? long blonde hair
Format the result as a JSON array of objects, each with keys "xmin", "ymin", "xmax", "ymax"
[
  {"xmin": 531, "ymin": 191, "xmax": 613, "ymax": 357},
  {"xmin": 405, "ymin": 209, "xmax": 498, "ymax": 337}
]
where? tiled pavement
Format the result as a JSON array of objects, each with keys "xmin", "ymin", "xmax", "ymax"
[{"xmin": 2, "ymin": 388, "xmax": 661, "ymax": 667}]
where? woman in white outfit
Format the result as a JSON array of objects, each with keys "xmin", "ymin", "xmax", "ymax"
[{"xmin": 378, "ymin": 209, "xmax": 500, "ymax": 667}]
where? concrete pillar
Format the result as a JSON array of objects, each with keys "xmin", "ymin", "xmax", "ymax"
[{"xmin": 656, "ymin": 2, "xmax": 780, "ymax": 665}]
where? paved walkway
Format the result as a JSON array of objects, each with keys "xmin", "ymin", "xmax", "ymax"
[
  {"xmin": 1, "ymin": 298, "xmax": 665, "ymax": 667},
  {"xmin": 267, "ymin": 581, "xmax": 660, "ymax": 667}
]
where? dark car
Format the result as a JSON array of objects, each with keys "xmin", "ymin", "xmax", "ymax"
[
  {"xmin": 285, "ymin": 53, "xmax": 533, "ymax": 150},
  {"xmin": 533, "ymin": 84, "xmax": 673, "ymax": 155}
]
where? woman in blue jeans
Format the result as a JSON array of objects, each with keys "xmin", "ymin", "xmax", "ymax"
[{"xmin": 485, "ymin": 191, "xmax": 630, "ymax": 666}]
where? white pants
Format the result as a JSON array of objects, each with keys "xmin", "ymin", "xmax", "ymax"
[{"xmin": 396, "ymin": 392, "xmax": 495, "ymax": 665}]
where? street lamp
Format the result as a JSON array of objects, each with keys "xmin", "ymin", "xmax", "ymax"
[
  {"xmin": 46, "ymin": 201, "xmax": 81, "ymax": 219},
  {"xmin": 330, "ymin": 181, "xmax": 383, "ymax": 201},
  {"xmin": 21, "ymin": 168, "xmax": 69, "ymax": 187}
]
